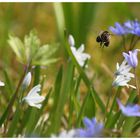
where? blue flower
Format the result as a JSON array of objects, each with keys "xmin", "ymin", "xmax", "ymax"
[
  {"xmin": 123, "ymin": 49, "xmax": 139, "ymax": 68},
  {"xmin": 124, "ymin": 19, "xmax": 140, "ymax": 36},
  {"xmin": 117, "ymin": 99, "xmax": 140, "ymax": 117},
  {"xmin": 109, "ymin": 22, "xmax": 127, "ymax": 35},
  {"xmin": 76, "ymin": 117, "xmax": 103, "ymax": 137}
]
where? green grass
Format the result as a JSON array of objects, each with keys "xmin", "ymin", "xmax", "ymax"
[{"xmin": 0, "ymin": 3, "xmax": 140, "ymax": 138}]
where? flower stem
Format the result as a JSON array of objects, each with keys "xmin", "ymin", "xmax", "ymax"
[
  {"xmin": 3, "ymin": 63, "xmax": 31, "ymax": 135},
  {"xmin": 129, "ymin": 35, "xmax": 135, "ymax": 50},
  {"xmin": 122, "ymin": 35, "xmax": 127, "ymax": 52},
  {"xmin": 130, "ymin": 37, "xmax": 140, "ymax": 50},
  {"xmin": 134, "ymin": 68, "xmax": 140, "ymax": 101}
]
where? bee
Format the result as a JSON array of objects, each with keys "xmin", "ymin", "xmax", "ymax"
[{"xmin": 96, "ymin": 31, "xmax": 111, "ymax": 47}]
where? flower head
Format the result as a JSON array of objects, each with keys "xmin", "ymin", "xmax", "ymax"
[
  {"xmin": 115, "ymin": 60, "xmax": 134, "ymax": 77},
  {"xmin": 112, "ymin": 75, "xmax": 136, "ymax": 89},
  {"xmin": 68, "ymin": 34, "xmax": 91, "ymax": 67},
  {"xmin": 71, "ymin": 44, "xmax": 91, "ymax": 67},
  {"xmin": 117, "ymin": 99, "xmax": 140, "ymax": 117},
  {"xmin": 109, "ymin": 22, "xmax": 127, "ymax": 35},
  {"xmin": 123, "ymin": 49, "xmax": 139, "ymax": 68},
  {"xmin": 75, "ymin": 117, "xmax": 103, "ymax": 137},
  {"xmin": 113, "ymin": 60, "xmax": 135, "ymax": 89},
  {"xmin": 124, "ymin": 19, "xmax": 140, "ymax": 36},
  {"xmin": 0, "ymin": 81, "xmax": 5, "ymax": 86},
  {"xmin": 23, "ymin": 84, "xmax": 45, "ymax": 109}
]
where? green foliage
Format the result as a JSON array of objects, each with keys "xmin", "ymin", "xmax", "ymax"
[
  {"xmin": 0, "ymin": 3, "xmax": 140, "ymax": 138},
  {"xmin": 8, "ymin": 30, "xmax": 59, "ymax": 66}
]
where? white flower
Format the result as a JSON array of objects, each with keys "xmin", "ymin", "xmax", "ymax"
[
  {"xmin": 115, "ymin": 60, "xmax": 134, "ymax": 77},
  {"xmin": 52, "ymin": 129, "xmax": 77, "ymax": 138},
  {"xmin": 71, "ymin": 44, "xmax": 91, "ymax": 67},
  {"xmin": 113, "ymin": 60, "xmax": 135, "ymax": 89},
  {"xmin": 68, "ymin": 34, "xmax": 75, "ymax": 47},
  {"xmin": 0, "ymin": 81, "xmax": 4, "ymax": 86},
  {"xmin": 22, "ymin": 72, "xmax": 31, "ymax": 89},
  {"xmin": 23, "ymin": 84, "xmax": 45, "ymax": 109},
  {"xmin": 112, "ymin": 75, "xmax": 136, "ymax": 89},
  {"xmin": 68, "ymin": 34, "xmax": 91, "ymax": 67}
]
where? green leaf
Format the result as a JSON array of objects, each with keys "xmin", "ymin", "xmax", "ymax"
[
  {"xmin": 47, "ymin": 61, "xmax": 74, "ymax": 135},
  {"xmin": 76, "ymin": 3, "xmax": 97, "ymax": 46},
  {"xmin": 7, "ymin": 105, "xmax": 21, "ymax": 137},
  {"xmin": 33, "ymin": 58, "xmax": 59, "ymax": 66},
  {"xmin": 8, "ymin": 35, "xmax": 25, "ymax": 63},
  {"xmin": 3, "ymin": 69, "xmax": 14, "ymax": 94},
  {"xmin": 84, "ymin": 91, "xmax": 96, "ymax": 118},
  {"xmin": 64, "ymin": 41, "xmax": 105, "ymax": 113},
  {"xmin": 122, "ymin": 117, "xmax": 136, "ymax": 137},
  {"xmin": 34, "ymin": 44, "xmax": 58, "ymax": 60},
  {"xmin": 24, "ymin": 30, "xmax": 40, "ymax": 61},
  {"xmin": 8, "ymin": 30, "xmax": 59, "ymax": 66},
  {"xmin": 50, "ymin": 65, "xmax": 63, "ymax": 115},
  {"xmin": 76, "ymin": 89, "xmax": 96, "ymax": 127},
  {"xmin": 105, "ymin": 87, "xmax": 121, "ymax": 128}
]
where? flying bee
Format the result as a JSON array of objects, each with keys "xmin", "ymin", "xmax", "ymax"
[{"xmin": 96, "ymin": 31, "xmax": 111, "ymax": 47}]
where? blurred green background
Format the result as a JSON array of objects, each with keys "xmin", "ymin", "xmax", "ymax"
[{"xmin": 0, "ymin": 2, "xmax": 140, "ymax": 105}]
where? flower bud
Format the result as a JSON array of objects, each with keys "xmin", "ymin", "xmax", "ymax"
[
  {"xmin": 22, "ymin": 72, "xmax": 31, "ymax": 89},
  {"xmin": 68, "ymin": 34, "xmax": 75, "ymax": 47}
]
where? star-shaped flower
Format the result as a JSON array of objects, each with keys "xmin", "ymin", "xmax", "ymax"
[
  {"xmin": 124, "ymin": 19, "xmax": 140, "ymax": 36},
  {"xmin": 117, "ymin": 99, "xmax": 140, "ymax": 117},
  {"xmin": 76, "ymin": 117, "xmax": 103, "ymax": 137},
  {"xmin": 23, "ymin": 84, "xmax": 45, "ymax": 109},
  {"xmin": 113, "ymin": 60, "xmax": 135, "ymax": 89},
  {"xmin": 109, "ymin": 22, "xmax": 127, "ymax": 35},
  {"xmin": 123, "ymin": 49, "xmax": 139, "ymax": 68}
]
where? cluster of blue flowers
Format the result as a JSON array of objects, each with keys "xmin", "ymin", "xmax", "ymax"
[
  {"xmin": 53, "ymin": 19, "xmax": 140, "ymax": 138},
  {"xmin": 109, "ymin": 19, "xmax": 140, "ymax": 36},
  {"xmin": 110, "ymin": 20, "xmax": 140, "ymax": 117},
  {"xmin": 76, "ymin": 117, "xmax": 103, "ymax": 137},
  {"xmin": 53, "ymin": 117, "xmax": 104, "ymax": 138}
]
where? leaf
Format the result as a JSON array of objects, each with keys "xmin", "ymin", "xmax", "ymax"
[
  {"xmin": 24, "ymin": 30, "xmax": 40, "ymax": 60},
  {"xmin": 76, "ymin": 89, "xmax": 96, "ymax": 127},
  {"xmin": 34, "ymin": 44, "xmax": 58, "ymax": 60},
  {"xmin": 8, "ymin": 35, "xmax": 25, "ymax": 63},
  {"xmin": 64, "ymin": 41, "xmax": 105, "ymax": 113},
  {"xmin": 122, "ymin": 117, "xmax": 136, "ymax": 137},
  {"xmin": 7, "ymin": 105, "xmax": 21, "ymax": 137},
  {"xmin": 46, "ymin": 61, "xmax": 74, "ymax": 136},
  {"xmin": 76, "ymin": 3, "xmax": 97, "ymax": 46},
  {"xmin": 3, "ymin": 69, "xmax": 14, "ymax": 95},
  {"xmin": 33, "ymin": 58, "xmax": 59, "ymax": 66},
  {"xmin": 105, "ymin": 87, "xmax": 121, "ymax": 128}
]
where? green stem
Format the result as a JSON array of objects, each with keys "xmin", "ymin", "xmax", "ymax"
[
  {"xmin": 104, "ymin": 86, "xmax": 113, "ymax": 122},
  {"xmin": 134, "ymin": 68, "xmax": 140, "ymax": 102},
  {"xmin": 2, "ymin": 62, "xmax": 31, "ymax": 135},
  {"xmin": 122, "ymin": 35, "xmax": 127, "ymax": 52},
  {"xmin": 105, "ymin": 87, "xmax": 121, "ymax": 128},
  {"xmin": 129, "ymin": 35, "xmax": 135, "ymax": 50},
  {"xmin": 130, "ymin": 37, "xmax": 140, "ymax": 50}
]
